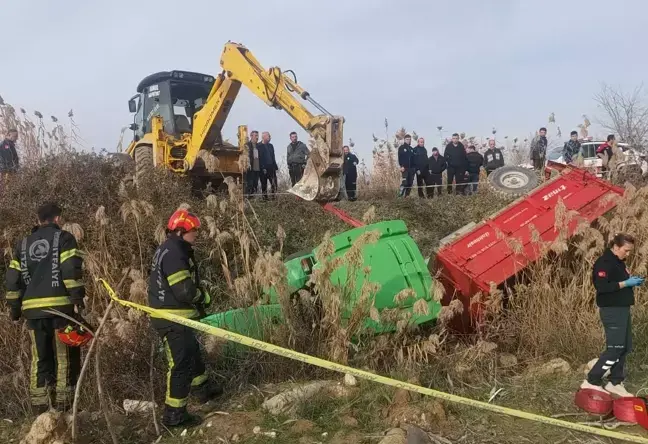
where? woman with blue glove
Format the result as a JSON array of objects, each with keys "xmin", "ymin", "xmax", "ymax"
[{"xmin": 581, "ymin": 233, "xmax": 645, "ymax": 397}]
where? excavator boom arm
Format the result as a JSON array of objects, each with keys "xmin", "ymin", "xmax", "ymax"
[{"xmin": 189, "ymin": 42, "xmax": 344, "ymax": 201}]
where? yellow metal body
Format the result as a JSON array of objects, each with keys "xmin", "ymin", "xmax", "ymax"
[{"xmin": 126, "ymin": 41, "xmax": 344, "ymax": 201}]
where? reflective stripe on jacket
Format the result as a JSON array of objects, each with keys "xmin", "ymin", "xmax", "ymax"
[
  {"xmin": 148, "ymin": 235, "xmax": 204, "ymax": 321},
  {"xmin": 4, "ymin": 224, "xmax": 84, "ymax": 319}
]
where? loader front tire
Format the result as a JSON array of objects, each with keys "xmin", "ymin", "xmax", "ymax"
[{"xmin": 134, "ymin": 145, "xmax": 153, "ymax": 185}]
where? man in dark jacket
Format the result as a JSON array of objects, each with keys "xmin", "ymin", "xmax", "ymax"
[
  {"xmin": 444, "ymin": 133, "xmax": 468, "ymax": 194},
  {"xmin": 246, "ymin": 130, "xmax": 261, "ymax": 196},
  {"xmin": 582, "ymin": 234, "xmax": 644, "ymax": 398},
  {"xmin": 5, "ymin": 203, "xmax": 85, "ymax": 413},
  {"xmin": 413, "ymin": 137, "xmax": 430, "ymax": 198},
  {"xmin": 563, "ymin": 131, "xmax": 581, "ymax": 165},
  {"xmin": 0, "ymin": 129, "xmax": 19, "ymax": 190},
  {"xmin": 427, "ymin": 147, "xmax": 446, "ymax": 198},
  {"xmin": 0, "ymin": 129, "xmax": 19, "ymax": 172},
  {"xmin": 286, "ymin": 131, "xmax": 309, "ymax": 186},
  {"xmin": 465, "ymin": 145, "xmax": 484, "ymax": 194},
  {"xmin": 483, "ymin": 139, "xmax": 505, "ymax": 175},
  {"xmin": 258, "ymin": 132, "xmax": 279, "ymax": 200},
  {"xmin": 149, "ymin": 209, "xmax": 222, "ymax": 427},
  {"xmin": 342, "ymin": 145, "xmax": 359, "ymax": 201},
  {"xmin": 398, "ymin": 134, "xmax": 414, "ymax": 197},
  {"xmin": 530, "ymin": 127, "xmax": 548, "ymax": 171}
]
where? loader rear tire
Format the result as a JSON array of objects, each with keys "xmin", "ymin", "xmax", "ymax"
[
  {"xmin": 488, "ymin": 166, "xmax": 539, "ymax": 198},
  {"xmin": 134, "ymin": 145, "xmax": 153, "ymax": 185}
]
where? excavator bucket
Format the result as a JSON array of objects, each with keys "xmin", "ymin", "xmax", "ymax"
[{"xmin": 289, "ymin": 116, "xmax": 344, "ymax": 201}]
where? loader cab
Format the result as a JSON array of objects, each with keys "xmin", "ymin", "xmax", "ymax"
[{"xmin": 128, "ymin": 70, "xmax": 215, "ymax": 140}]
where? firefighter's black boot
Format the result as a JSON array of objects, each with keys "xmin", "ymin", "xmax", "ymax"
[
  {"xmin": 161, "ymin": 406, "xmax": 202, "ymax": 428},
  {"xmin": 193, "ymin": 381, "xmax": 224, "ymax": 404}
]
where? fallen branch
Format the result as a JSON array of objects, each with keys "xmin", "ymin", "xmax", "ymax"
[
  {"xmin": 150, "ymin": 340, "xmax": 161, "ymax": 436},
  {"xmin": 95, "ymin": 332, "xmax": 119, "ymax": 444},
  {"xmin": 72, "ymin": 271, "xmax": 129, "ymax": 441}
]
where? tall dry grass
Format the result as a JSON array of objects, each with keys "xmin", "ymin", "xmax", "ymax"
[{"xmin": 2, "ymin": 101, "xmax": 648, "ymax": 442}]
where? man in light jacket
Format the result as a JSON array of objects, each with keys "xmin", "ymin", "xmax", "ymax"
[{"xmin": 286, "ymin": 131, "xmax": 309, "ymax": 186}]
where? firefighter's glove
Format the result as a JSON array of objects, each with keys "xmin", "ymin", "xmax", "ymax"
[
  {"xmin": 193, "ymin": 288, "xmax": 211, "ymax": 306},
  {"xmin": 624, "ymin": 276, "xmax": 645, "ymax": 288},
  {"xmin": 201, "ymin": 288, "xmax": 211, "ymax": 306},
  {"xmin": 10, "ymin": 306, "xmax": 21, "ymax": 321}
]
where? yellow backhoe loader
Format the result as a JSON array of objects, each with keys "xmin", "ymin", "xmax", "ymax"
[{"xmin": 124, "ymin": 41, "xmax": 344, "ymax": 201}]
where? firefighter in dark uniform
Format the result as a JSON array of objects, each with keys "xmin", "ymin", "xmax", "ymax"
[
  {"xmin": 149, "ymin": 209, "xmax": 222, "ymax": 427},
  {"xmin": 343, "ymin": 145, "xmax": 359, "ymax": 201},
  {"xmin": 4, "ymin": 203, "xmax": 85, "ymax": 413},
  {"xmin": 581, "ymin": 234, "xmax": 644, "ymax": 398}
]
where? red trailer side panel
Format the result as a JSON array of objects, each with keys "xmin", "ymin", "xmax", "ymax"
[{"xmin": 435, "ymin": 166, "xmax": 624, "ymax": 310}]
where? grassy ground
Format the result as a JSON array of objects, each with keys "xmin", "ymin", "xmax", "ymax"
[{"xmin": 3, "ymin": 154, "xmax": 648, "ymax": 443}]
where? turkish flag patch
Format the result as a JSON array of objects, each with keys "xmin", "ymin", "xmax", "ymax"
[{"xmin": 598, "ymin": 271, "xmax": 607, "ymax": 278}]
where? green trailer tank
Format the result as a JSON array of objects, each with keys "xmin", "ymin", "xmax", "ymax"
[{"xmin": 201, "ymin": 220, "xmax": 441, "ymax": 339}]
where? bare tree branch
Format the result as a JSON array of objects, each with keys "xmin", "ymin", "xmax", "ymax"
[{"xmin": 594, "ymin": 82, "xmax": 648, "ymax": 151}]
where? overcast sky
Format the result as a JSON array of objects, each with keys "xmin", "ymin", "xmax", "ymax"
[{"xmin": 1, "ymin": 0, "xmax": 646, "ymax": 163}]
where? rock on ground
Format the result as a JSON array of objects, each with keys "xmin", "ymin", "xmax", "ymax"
[
  {"xmin": 525, "ymin": 358, "xmax": 571, "ymax": 377},
  {"xmin": 262, "ymin": 381, "xmax": 331, "ymax": 416},
  {"xmin": 404, "ymin": 425, "xmax": 434, "ymax": 444},
  {"xmin": 344, "ymin": 373, "xmax": 358, "ymax": 386},
  {"xmin": 379, "ymin": 428, "xmax": 407, "ymax": 444},
  {"xmin": 499, "ymin": 353, "xmax": 518, "ymax": 368},
  {"xmin": 20, "ymin": 412, "xmax": 69, "ymax": 444}
]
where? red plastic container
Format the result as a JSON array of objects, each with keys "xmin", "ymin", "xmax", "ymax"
[
  {"xmin": 574, "ymin": 389, "xmax": 613, "ymax": 415},
  {"xmin": 434, "ymin": 164, "xmax": 624, "ymax": 325}
]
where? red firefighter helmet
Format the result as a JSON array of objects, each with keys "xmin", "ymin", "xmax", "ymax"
[
  {"xmin": 57, "ymin": 323, "xmax": 93, "ymax": 347},
  {"xmin": 167, "ymin": 209, "xmax": 201, "ymax": 232}
]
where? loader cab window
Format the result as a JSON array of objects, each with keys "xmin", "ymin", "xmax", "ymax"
[
  {"xmin": 139, "ymin": 81, "xmax": 174, "ymax": 136},
  {"xmin": 169, "ymin": 81, "xmax": 211, "ymax": 135}
]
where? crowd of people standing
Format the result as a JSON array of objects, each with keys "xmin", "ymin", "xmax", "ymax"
[
  {"xmin": 397, "ymin": 133, "xmax": 505, "ymax": 198},
  {"xmin": 244, "ymin": 130, "xmax": 360, "ymax": 201}
]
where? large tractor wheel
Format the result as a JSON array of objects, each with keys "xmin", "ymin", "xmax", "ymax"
[
  {"xmin": 488, "ymin": 166, "xmax": 539, "ymax": 198},
  {"xmin": 134, "ymin": 145, "xmax": 153, "ymax": 184}
]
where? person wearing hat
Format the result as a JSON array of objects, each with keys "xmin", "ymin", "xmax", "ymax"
[
  {"xmin": 148, "ymin": 209, "xmax": 222, "ymax": 427},
  {"xmin": 427, "ymin": 147, "xmax": 447, "ymax": 198}
]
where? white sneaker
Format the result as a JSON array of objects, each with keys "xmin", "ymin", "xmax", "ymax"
[
  {"xmin": 580, "ymin": 380, "xmax": 609, "ymax": 394},
  {"xmin": 605, "ymin": 382, "xmax": 634, "ymax": 398}
]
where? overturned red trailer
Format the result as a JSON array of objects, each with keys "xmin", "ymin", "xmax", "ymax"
[{"xmin": 433, "ymin": 162, "xmax": 625, "ymax": 327}]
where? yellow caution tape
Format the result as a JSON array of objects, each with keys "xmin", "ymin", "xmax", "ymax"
[{"xmin": 100, "ymin": 279, "xmax": 648, "ymax": 443}]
